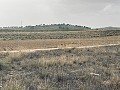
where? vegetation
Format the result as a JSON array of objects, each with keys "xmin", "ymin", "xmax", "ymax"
[
  {"xmin": 0, "ymin": 25, "xmax": 120, "ymax": 89},
  {"xmin": 0, "ymin": 45, "xmax": 120, "ymax": 90},
  {"xmin": 0, "ymin": 30, "xmax": 120, "ymax": 40},
  {"xmin": 0, "ymin": 24, "xmax": 91, "ymax": 31}
]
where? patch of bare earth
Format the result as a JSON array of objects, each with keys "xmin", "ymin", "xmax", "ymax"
[{"xmin": 0, "ymin": 35, "xmax": 120, "ymax": 51}]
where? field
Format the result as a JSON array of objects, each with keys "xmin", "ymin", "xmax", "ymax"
[
  {"xmin": 0, "ymin": 30, "xmax": 120, "ymax": 90},
  {"xmin": 0, "ymin": 35, "xmax": 120, "ymax": 51},
  {"xmin": 0, "ymin": 30, "xmax": 120, "ymax": 40},
  {"xmin": 0, "ymin": 44, "xmax": 120, "ymax": 90}
]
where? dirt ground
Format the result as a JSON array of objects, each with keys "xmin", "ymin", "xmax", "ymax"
[{"xmin": 0, "ymin": 35, "xmax": 120, "ymax": 51}]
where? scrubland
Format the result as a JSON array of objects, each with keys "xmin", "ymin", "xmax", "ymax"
[
  {"xmin": 0, "ymin": 44, "xmax": 120, "ymax": 90},
  {"xmin": 0, "ymin": 30, "xmax": 120, "ymax": 90}
]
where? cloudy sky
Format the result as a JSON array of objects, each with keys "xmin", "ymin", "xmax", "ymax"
[{"xmin": 0, "ymin": 0, "xmax": 120, "ymax": 28}]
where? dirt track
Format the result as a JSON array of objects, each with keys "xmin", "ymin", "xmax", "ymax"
[{"xmin": 0, "ymin": 43, "xmax": 119, "ymax": 53}]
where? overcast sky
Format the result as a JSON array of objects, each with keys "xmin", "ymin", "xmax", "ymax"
[{"xmin": 0, "ymin": 0, "xmax": 120, "ymax": 28}]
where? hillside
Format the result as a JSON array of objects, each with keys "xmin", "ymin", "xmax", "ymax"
[
  {"xmin": 1, "ymin": 24, "xmax": 91, "ymax": 31},
  {"xmin": 95, "ymin": 27, "xmax": 120, "ymax": 31}
]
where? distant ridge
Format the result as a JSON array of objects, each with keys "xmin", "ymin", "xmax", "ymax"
[
  {"xmin": 1, "ymin": 23, "xmax": 91, "ymax": 31},
  {"xmin": 1, "ymin": 24, "xmax": 120, "ymax": 31},
  {"xmin": 95, "ymin": 27, "xmax": 120, "ymax": 30}
]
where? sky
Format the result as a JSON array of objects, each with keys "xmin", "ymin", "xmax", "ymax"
[{"xmin": 0, "ymin": 0, "xmax": 120, "ymax": 28}]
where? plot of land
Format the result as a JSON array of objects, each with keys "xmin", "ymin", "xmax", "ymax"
[
  {"xmin": 0, "ymin": 44, "xmax": 120, "ymax": 90},
  {"xmin": 0, "ymin": 35, "xmax": 120, "ymax": 51},
  {"xmin": 0, "ymin": 30, "xmax": 120, "ymax": 90}
]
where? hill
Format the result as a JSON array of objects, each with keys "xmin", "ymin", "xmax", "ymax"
[
  {"xmin": 1, "ymin": 24, "xmax": 91, "ymax": 31},
  {"xmin": 95, "ymin": 27, "xmax": 120, "ymax": 31}
]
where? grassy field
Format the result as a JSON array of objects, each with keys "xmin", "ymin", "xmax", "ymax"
[
  {"xmin": 0, "ymin": 30, "xmax": 120, "ymax": 40},
  {"xmin": 0, "ymin": 44, "xmax": 120, "ymax": 90},
  {"xmin": 0, "ymin": 30, "xmax": 120, "ymax": 90}
]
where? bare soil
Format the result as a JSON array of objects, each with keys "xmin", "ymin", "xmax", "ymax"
[{"xmin": 0, "ymin": 35, "xmax": 120, "ymax": 51}]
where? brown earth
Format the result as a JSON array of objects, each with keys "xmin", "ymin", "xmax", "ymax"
[{"xmin": 0, "ymin": 35, "xmax": 120, "ymax": 51}]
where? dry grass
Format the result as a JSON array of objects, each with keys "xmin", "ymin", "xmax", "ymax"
[
  {"xmin": 0, "ymin": 44, "xmax": 120, "ymax": 90},
  {"xmin": 0, "ymin": 35, "xmax": 120, "ymax": 51}
]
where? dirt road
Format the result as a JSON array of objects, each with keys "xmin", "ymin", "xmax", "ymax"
[{"xmin": 0, "ymin": 43, "xmax": 119, "ymax": 53}]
